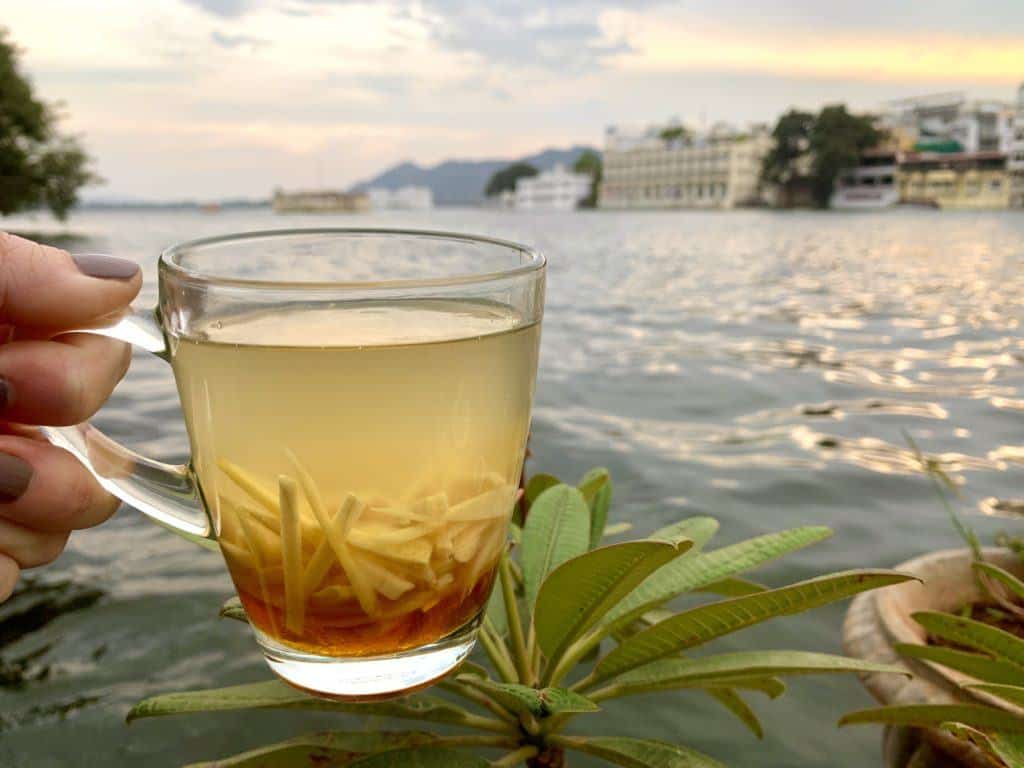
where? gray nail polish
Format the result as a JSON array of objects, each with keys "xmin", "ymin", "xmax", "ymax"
[
  {"xmin": 0, "ymin": 452, "xmax": 32, "ymax": 502},
  {"xmin": 72, "ymin": 253, "xmax": 140, "ymax": 280}
]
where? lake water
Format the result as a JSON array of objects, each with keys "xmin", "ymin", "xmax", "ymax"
[{"xmin": 1, "ymin": 207, "xmax": 1022, "ymax": 766}]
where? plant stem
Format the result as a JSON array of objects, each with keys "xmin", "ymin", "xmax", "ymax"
[
  {"xmin": 460, "ymin": 712, "xmax": 522, "ymax": 735},
  {"xmin": 480, "ymin": 623, "xmax": 519, "ymax": 684},
  {"xmin": 434, "ymin": 734, "xmax": 520, "ymax": 749},
  {"xmin": 439, "ymin": 679, "xmax": 518, "ymax": 724},
  {"xmin": 510, "ymin": 559, "xmax": 525, "ymax": 588},
  {"xmin": 540, "ymin": 629, "xmax": 599, "ymax": 688},
  {"xmin": 492, "ymin": 745, "xmax": 539, "ymax": 766},
  {"xmin": 500, "ymin": 553, "xmax": 533, "ymax": 684},
  {"xmin": 568, "ymin": 670, "xmax": 598, "ymax": 694}
]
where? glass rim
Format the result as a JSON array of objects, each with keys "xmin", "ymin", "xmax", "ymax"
[{"xmin": 159, "ymin": 227, "xmax": 546, "ymax": 290}]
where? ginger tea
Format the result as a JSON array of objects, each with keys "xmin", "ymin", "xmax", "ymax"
[{"xmin": 171, "ymin": 300, "xmax": 539, "ymax": 656}]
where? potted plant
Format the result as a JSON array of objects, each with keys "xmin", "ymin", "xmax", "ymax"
[
  {"xmin": 842, "ymin": 439, "xmax": 1024, "ymax": 767},
  {"xmin": 125, "ymin": 467, "xmax": 916, "ymax": 766}
]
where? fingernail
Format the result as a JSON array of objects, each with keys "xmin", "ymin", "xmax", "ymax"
[
  {"xmin": 72, "ymin": 253, "xmax": 140, "ymax": 280},
  {"xmin": 0, "ymin": 452, "xmax": 32, "ymax": 502}
]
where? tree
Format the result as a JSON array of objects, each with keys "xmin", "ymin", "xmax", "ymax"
[
  {"xmin": 761, "ymin": 109, "xmax": 814, "ymax": 187},
  {"xmin": 0, "ymin": 28, "xmax": 97, "ymax": 220},
  {"xmin": 809, "ymin": 104, "xmax": 885, "ymax": 208},
  {"xmin": 484, "ymin": 162, "xmax": 537, "ymax": 197},
  {"xmin": 572, "ymin": 149, "xmax": 602, "ymax": 208}
]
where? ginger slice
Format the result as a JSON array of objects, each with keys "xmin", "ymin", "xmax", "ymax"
[
  {"xmin": 279, "ymin": 475, "xmax": 305, "ymax": 635},
  {"xmin": 464, "ymin": 522, "xmax": 507, "ymax": 597},
  {"xmin": 447, "ymin": 484, "xmax": 516, "ymax": 523},
  {"xmin": 309, "ymin": 584, "xmax": 356, "ymax": 612},
  {"xmin": 302, "ymin": 495, "xmax": 362, "ymax": 596},
  {"xmin": 285, "ymin": 448, "xmax": 378, "ymax": 615},
  {"xmin": 413, "ymin": 493, "xmax": 452, "ymax": 557},
  {"xmin": 234, "ymin": 503, "xmax": 280, "ymax": 635},
  {"xmin": 219, "ymin": 458, "xmax": 277, "ymax": 512},
  {"xmin": 353, "ymin": 553, "xmax": 416, "ymax": 601},
  {"xmin": 347, "ymin": 530, "xmax": 433, "ymax": 566},
  {"xmin": 219, "ymin": 539, "xmax": 257, "ymax": 570},
  {"xmin": 450, "ymin": 520, "xmax": 491, "ymax": 563},
  {"xmin": 364, "ymin": 503, "xmax": 431, "ymax": 526}
]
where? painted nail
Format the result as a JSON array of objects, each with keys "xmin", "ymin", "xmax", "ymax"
[
  {"xmin": 72, "ymin": 253, "xmax": 140, "ymax": 280},
  {"xmin": 0, "ymin": 452, "xmax": 32, "ymax": 502}
]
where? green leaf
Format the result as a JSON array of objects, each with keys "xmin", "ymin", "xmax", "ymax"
[
  {"xmin": 127, "ymin": 680, "xmax": 482, "ymax": 728},
  {"xmin": 578, "ymin": 468, "xmax": 611, "ymax": 548},
  {"xmin": 649, "ymin": 517, "xmax": 719, "ymax": 551},
  {"xmin": 351, "ymin": 748, "xmax": 488, "ymax": 767},
  {"xmin": 535, "ymin": 540, "xmax": 692, "ymax": 667},
  {"xmin": 704, "ymin": 688, "xmax": 763, "ymax": 739},
  {"xmin": 942, "ymin": 724, "xmax": 1024, "ymax": 768},
  {"xmin": 839, "ymin": 703, "xmax": 1024, "ymax": 733},
  {"xmin": 964, "ymin": 683, "xmax": 1024, "ymax": 708},
  {"xmin": 694, "ymin": 578, "xmax": 767, "ymax": 598},
  {"xmin": 598, "ymin": 651, "xmax": 907, "ymax": 698},
  {"xmin": 975, "ymin": 561, "xmax": 1024, "ymax": 602},
  {"xmin": 485, "ymin": 580, "xmax": 508, "ymax": 638},
  {"xmin": 714, "ymin": 677, "xmax": 787, "ymax": 699},
  {"xmin": 602, "ymin": 526, "xmax": 833, "ymax": 633},
  {"xmin": 524, "ymin": 474, "xmax": 560, "ymax": 506},
  {"xmin": 520, "ymin": 485, "xmax": 591, "ymax": 607},
  {"xmin": 913, "ymin": 611, "xmax": 1024, "ymax": 670},
  {"xmin": 602, "ymin": 522, "xmax": 633, "ymax": 538},
  {"xmin": 183, "ymin": 731, "xmax": 440, "ymax": 767},
  {"xmin": 896, "ymin": 643, "xmax": 1024, "ymax": 686},
  {"xmin": 219, "ymin": 597, "xmax": 247, "ymax": 623},
  {"xmin": 457, "ymin": 677, "xmax": 598, "ymax": 718},
  {"xmin": 556, "ymin": 736, "xmax": 726, "ymax": 768},
  {"xmin": 593, "ymin": 570, "xmax": 914, "ymax": 684}
]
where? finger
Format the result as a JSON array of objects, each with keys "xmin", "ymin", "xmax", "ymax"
[
  {"xmin": 0, "ymin": 333, "xmax": 131, "ymax": 426},
  {"xmin": 0, "ymin": 516, "xmax": 68, "ymax": 568},
  {"xmin": 0, "ymin": 232, "xmax": 141, "ymax": 330},
  {"xmin": 0, "ymin": 553, "xmax": 18, "ymax": 602},
  {"xmin": 0, "ymin": 437, "xmax": 120, "ymax": 533}
]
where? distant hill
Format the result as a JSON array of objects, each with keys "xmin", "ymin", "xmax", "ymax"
[{"xmin": 350, "ymin": 146, "xmax": 597, "ymax": 205}]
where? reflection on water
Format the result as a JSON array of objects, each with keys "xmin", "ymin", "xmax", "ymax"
[{"xmin": 0, "ymin": 207, "xmax": 1021, "ymax": 766}]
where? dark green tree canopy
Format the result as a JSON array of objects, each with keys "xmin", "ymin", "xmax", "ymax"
[
  {"xmin": 0, "ymin": 28, "xmax": 97, "ymax": 220},
  {"xmin": 572, "ymin": 150, "xmax": 602, "ymax": 208},
  {"xmin": 484, "ymin": 162, "xmax": 537, "ymax": 197}
]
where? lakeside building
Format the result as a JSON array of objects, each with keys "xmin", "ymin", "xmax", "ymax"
[
  {"xmin": 513, "ymin": 164, "xmax": 592, "ymax": 210},
  {"xmin": 367, "ymin": 186, "xmax": 433, "ymax": 210},
  {"xmin": 831, "ymin": 150, "xmax": 900, "ymax": 209},
  {"xmin": 898, "ymin": 152, "xmax": 1010, "ymax": 210},
  {"xmin": 1010, "ymin": 84, "xmax": 1024, "ymax": 208},
  {"xmin": 598, "ymin": 120, "xmax": 772, "ymax": 209},
  {"xmin": 272, "ymin": 188, "xmax": 369, "ymax": 213},
  {"xmin": 883, "ymin": 92, "xmax": 1015, "ymax": 154}
]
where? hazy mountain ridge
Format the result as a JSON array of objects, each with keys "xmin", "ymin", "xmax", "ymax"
[{"xmin": 350, "ymin": 146, "xmax": 597, "ymax": 204}]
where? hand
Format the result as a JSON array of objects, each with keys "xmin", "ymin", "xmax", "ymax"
[{"xmin": 0, "ymin": 232, "xmax": 141, "ymax": 602}]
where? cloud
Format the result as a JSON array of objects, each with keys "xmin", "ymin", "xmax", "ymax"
[
  {"xmin": 210, "ymin": 30, "xmax": 267, "ymax": 49},
  {"xmin": 181, "ymin": 0, "xmax": 256, "ymax": 17}
]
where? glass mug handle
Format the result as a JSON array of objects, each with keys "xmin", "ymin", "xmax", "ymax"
[{"xmin": 39, "ymin": 307, "xmax": 216, "ymax": 550}]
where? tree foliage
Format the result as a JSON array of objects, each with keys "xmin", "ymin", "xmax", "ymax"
[
  {"xmin": 484, "ymin": 163, "xmax": 538, "ymax": 198},
  {"xmin": 761, "ymin": 105, "xmax": 884, "ymax": 208},
  {"xmin": 0, "ymin": 28, "xmax": 97, "ymax": 219},
  {"xmin": 572, "ymin": 150, "xmax": 602, "ymax": 208}
]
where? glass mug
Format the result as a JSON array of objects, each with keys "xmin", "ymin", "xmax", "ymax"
[{"xmin": 43, "ymin": 229, "xmax": 545, "ymax": 699}]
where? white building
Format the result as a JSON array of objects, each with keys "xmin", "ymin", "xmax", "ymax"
[
  {"xmin": 598, "ymin": 120, "xmax": 772, "ymax": 209},
  {"xmin": 1010, "ymin": 83, "xmax": 1024, "ymax": 208},
  {"xmin": 883, "ymin": 92, "xmax": 1016, "ymax": 154},
  {"xmin": 367, "ymin": 186, "xmax": 433, "ymax": 210},
  {"xmin": 831, "ymin": 150, "xmax": 900, "ymax": 210},
  {"xmin": 513, "ymin": 164, "xmax": 592, "ymax": 211}
]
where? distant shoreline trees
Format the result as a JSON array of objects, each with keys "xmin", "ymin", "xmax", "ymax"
[
  {"xmin": 572, "ymin": 150, "xmax": 602, "ymax": 208},
  {"xmin": 484, "ymin": 163, "xmax": 538, "ymax": 198},
  {"xmin": 762, "ymin": 105, "xmax": 885, "ymax": 208},
  {"xmin": 1, "ymin": 28, "xmax": 98, "ymax": 220}
]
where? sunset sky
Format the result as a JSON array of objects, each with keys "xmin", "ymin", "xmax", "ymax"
[{"xmin": 4, "ymin": 0, "xmax": 1023, "ymax": 200}]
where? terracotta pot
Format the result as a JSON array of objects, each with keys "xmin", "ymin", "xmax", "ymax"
[{"xmin": 843, "ymin": 547, "xmax": 1024, "ymax": 768}]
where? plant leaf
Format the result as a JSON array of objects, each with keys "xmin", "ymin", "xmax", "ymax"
[
  {"xmin": 964, "ymin": 683, "xmax": 1024, "ymax": 708},
  {"xmin": 525, "ymin": 474, "xmax": 561, "ymax": 506},
  {"xmin": 599, "ymin": 651, "xmax": 907, "ymax": 698},
  {"xmin": 557, "ymin": 736, "xmax": 727, "ymax": 768},
  {"xmin": 942, "ymin": 724, "xmax": 1024, "ymax": 768},
  {"xmin": 183, "ymin": 731, "xmax": 441, "ymax": 767},
  {"xmin": 127, "ymin": 680, "xmax": 482, "ymax": 728},
  {"xmin": 457, "ymin": 677, "xmax": 598, "ymax": 718},
  {"xmin": 578, "ymin": 468, "xmax": 611, "ymax": 548},
  {"xmin": 913, "ymin": 611, "xmax": 1024, "ymax": 670},
  {"xmin": 704, "ymin": 688, "xmax": 763, "ymax": 739},
  {"xmin": 593, "ymin": 570, "xmax": 914, "ymax": 684},
  {"xmin": 219, "ymin": 597, "xmax": 247, "ymax": 623},
  {"xmin": 535, "ymin": 540, "xmax": 692, "ymax": 666},
  {"xmin": 603, "ymin": 522, "xmax": 633, "ymax": 538},
  {"xmin": 520, "ymin": 485, "xmax": 591, "ymax": 607},
  {"xmin": 601, "ymin": 526, "xmax": 833, "ymax": 634},
  {"xmin": 693, "ymin": 578, "xmax": 767, "ymax": 598},
  {"xmin": 351, "ymin": 748, "xmax": 488, "ymax": 767},
  {"xmin": 975, "ymin": 561, "xmax": 1024, "ymax": 602},
  {"xmin": 649, "ymin": 517, "xmax": 719, "ymax": 551},
  {"xmin": 895, "ymin": 643, "xmax": 1024, "ymax": 686},
  {"xmin": 839, "ymin": 704, "xmax": 1024, "ymax": 733},
  {"xmin": 485, "ymin": 580, "xmax": 508, "ymax": 638}
]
